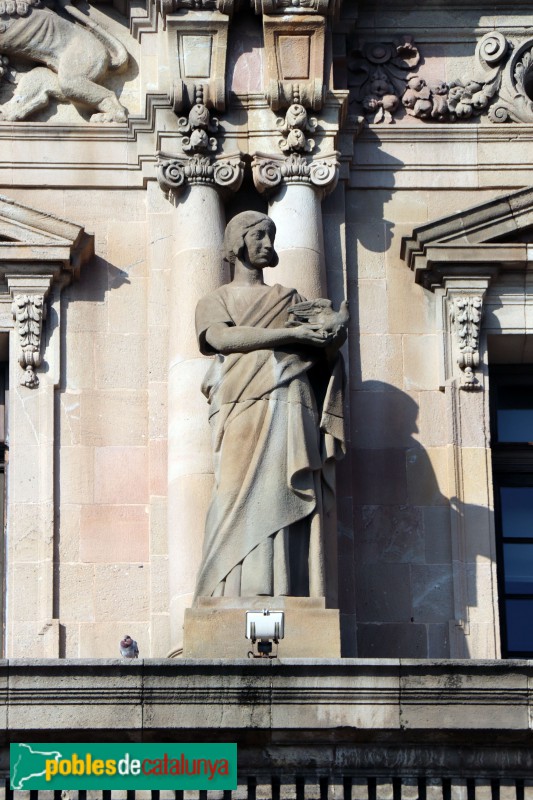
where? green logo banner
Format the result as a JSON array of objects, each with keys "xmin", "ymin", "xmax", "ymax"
[{"xmin": 10, "ymin": 743, "xmax": 237, "ymax": 790}]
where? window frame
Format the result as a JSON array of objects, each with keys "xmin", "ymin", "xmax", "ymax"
[{"xmin": 490, "ymin": 365, "xmax": 533, "ymax": 658}]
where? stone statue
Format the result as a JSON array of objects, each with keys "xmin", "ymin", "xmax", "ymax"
[
  {"xmin": 0, "ymin": 0, "xmax": 128, "ymax": 122},
  {"xmin": 194, "ymin": 210, "xmax": 348, "ymax": 599}
]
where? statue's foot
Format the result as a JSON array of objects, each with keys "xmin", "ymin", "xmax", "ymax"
[
  {"xmin": 90, "ymin": 105, "xmax": 127, "ymax": 123},
  {"xmin": 0, "ymin": 106, "xmax": 21, "ymax": 121}
]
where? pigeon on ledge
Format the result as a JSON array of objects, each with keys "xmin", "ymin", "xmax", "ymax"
[{"xmin": 120, "ymin": 635, "xmax": 139, "ymax": 658}]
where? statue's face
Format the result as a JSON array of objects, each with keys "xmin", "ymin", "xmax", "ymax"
[{"xmin": 243, "ymin": 221, "xmax": 275, "ymax": 268}]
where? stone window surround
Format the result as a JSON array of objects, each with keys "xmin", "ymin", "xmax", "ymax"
[
  {"xmin": 0, "ymin": 196, "xmax": 93, "ymax": 657},
  {"xmin": 401, "ymin": 187, "xmax": 533, "ymax": 658}
]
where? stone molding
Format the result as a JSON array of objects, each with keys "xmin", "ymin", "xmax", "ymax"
[
  {"xmin": 0, "ymin": 659, "xmax": 532, "ymax": 735},
  {"xmin": 252, "ymin": 0, "xmax": 340, "ymax": 15},
  {"xmin": 252, "ymin": 152, "xmax": 339, "ymax": 198}
]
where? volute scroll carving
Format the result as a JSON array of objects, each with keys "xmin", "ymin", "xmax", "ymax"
[
  {"xmin": 252, "ymin": 152, "xmax": 339, "ymax": 198},
  {"xmin": 157, "ymin": 153, "xmax": 244, "ymax": 199}
]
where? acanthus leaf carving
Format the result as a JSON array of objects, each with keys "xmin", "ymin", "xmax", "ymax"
[
  {"xmin": 449, "ymin": 295, "xmax": 484, "ymax": 390},
  {"xmin": 12, "ymin": 293, "xmax": 46, "ymax": 388}
]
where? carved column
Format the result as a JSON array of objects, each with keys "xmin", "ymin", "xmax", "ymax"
[
  {"xmin": 157, "ymin": 114, "xmax": 243, "ymax": 654},
  {"xmin": 253, "ymin": 148, "xmax": 339, "ymax": 299}
]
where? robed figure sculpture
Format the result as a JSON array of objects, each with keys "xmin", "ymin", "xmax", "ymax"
[{"xmin": 194, "ymin": 211, "xmax": 348, "ymax": 599}]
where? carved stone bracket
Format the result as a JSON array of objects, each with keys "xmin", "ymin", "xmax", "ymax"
[
  {"xmin": 12, "ymin": 294, "xmax": 46, "ymax": 388},
  {"xmin": 261, "ymin": 15, "xmax": 327, "ymax": 110},
  {"xmin": 448, "ymin": 291, "xmax": 485, "ymax": 390},
  {"xmin": 7, "ymin": 275, "xmax": 52, "ymax": 389},
  {"xmin": 252, "ymin": 152, "xmax": 339, "ymax": 198},
  {"xmin": 165, "ymin": 10, "xmax": 231, "ymax": 112},
  {"xmin": 157, "ymin": 152, "xmax": 244, "ymax": 199}
]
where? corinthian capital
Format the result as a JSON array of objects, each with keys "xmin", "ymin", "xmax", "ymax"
[
  {"xmin": 157, "ymin": 152, "xmax": 244, "ymax": 201},
  {"xmin": 252, "ymin": 152, "xmax": 338, "ymax": 198}
]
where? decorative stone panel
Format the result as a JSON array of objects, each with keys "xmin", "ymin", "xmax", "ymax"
[
  {"xmin": 262, "ymin": 14, "xmax": 327, "ymax": 110},
  {"xmin": 165, "ymin": 10, "xmax": 231, "ymax": 112}
]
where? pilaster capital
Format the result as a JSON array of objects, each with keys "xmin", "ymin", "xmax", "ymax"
[
  {"xmin": 157, "ymin": 152, "xmax": 244, "ymax": 200},
  {"xmin": 252, "ymin": 152, "xmax": 339, "ymax": 199}
]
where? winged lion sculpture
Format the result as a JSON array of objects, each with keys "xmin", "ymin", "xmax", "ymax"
[{"xmin": 0, "ymin": 0, "xmax": 128, "ymax": 122}]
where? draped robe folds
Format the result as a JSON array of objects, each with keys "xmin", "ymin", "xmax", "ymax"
[{"xmin": 194, "ymin": 282, "xmax": 346, "ymax": 599}]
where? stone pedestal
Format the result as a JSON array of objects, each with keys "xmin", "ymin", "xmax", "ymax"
[{"xmin": 183, "ymin": 597, "xmax": 341, "ymax": 658}]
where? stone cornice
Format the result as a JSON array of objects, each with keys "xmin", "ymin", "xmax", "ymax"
[{"xmin": 1, "ymin": 659, "xmax": 532, "ymax": 737}]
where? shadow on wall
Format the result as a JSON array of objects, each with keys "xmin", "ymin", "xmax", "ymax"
[{"xmin": 339, "ymin": 380, "xmax": 491, "ymax": 659}]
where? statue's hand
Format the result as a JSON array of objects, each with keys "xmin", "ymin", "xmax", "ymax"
[{"xmin": 290, "ymin": 324, "xmax": 336, "ymax": 348}]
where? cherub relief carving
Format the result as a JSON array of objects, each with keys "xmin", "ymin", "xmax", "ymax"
[{"xmin": 0, "ymin": 0, "xmax": 128, "ymax": 122}]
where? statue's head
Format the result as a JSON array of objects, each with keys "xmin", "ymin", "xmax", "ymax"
[{"xmin": 223, "ymin": 211, "xmax": 279, "ymax": 269}]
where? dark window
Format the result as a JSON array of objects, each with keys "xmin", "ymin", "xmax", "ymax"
[{"xmin": 491, "ymin": 366, "xmax": 533, "ymax": 657}]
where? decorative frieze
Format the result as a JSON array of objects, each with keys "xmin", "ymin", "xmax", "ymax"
[
  {"xmin": 401, "ymin": 32, "xmax": 507, "ymax": 123},
  {"xmin": 395, "ymin": 31, "xmax": 533, "ymax": 124},
  {"xmin": 348, "ymin": 37, "xmax": 420, "ymax": 124},
  {"xmin": 252, "ymin": 152, "xmax": 338, "ymax": 197},
  {"xmin": 449, "ymin": 295, "xmax": 484, "ymax": 390}
]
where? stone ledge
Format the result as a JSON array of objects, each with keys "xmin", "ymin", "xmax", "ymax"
[{"xmin": 0, "ymin": 659, "xmax": 532, "ymax": 737}]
